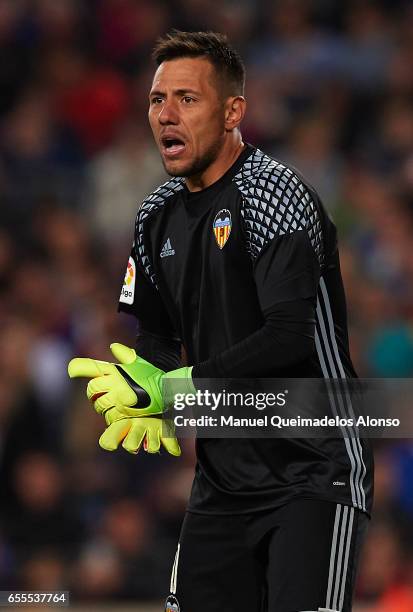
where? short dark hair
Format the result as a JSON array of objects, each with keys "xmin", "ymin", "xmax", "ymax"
[{"xmin": 152, "ymin": 30, "xmax": 245, "ymax": 97}]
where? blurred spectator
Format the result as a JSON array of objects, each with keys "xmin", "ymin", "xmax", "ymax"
[
  {"xmin": 20, "ymin": 551, "xmax": 66, "ymax": 592},
  {"xmin": 44, "ymin": 47, "xmax": 131, "ymax": 154},
  {"xmin": 4, "ymin": 452, "xmax": 84, "ymax": 564},
  {"xmin": 97, "ymin": 0, "xmax": 169, "ymax": 73},
  {"xmin": 366, "ymin": 325, "xmax": 413, "ymax": 376},
  {"xmin": 71, "ymin": 541, "xmax": 124, "ymax": 601},
  {"xmin": 274, "ymin": 113, "xmax": 343, "ymax": 207},
  {"xmin": 356, "ymin": 521, "xmax": 409, "ymax": 607},
  {"xmin": 0, "ymin": 89, "xmax": 84, "ymax": 224},
  {"xmin": 87, "ymin": 119, "xmax": 165, "ymax": 244}
]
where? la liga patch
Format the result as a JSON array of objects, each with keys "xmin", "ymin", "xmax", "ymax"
[
  {"xmin": 119, "ymin": 255, "xmax": 136, "ymax": 305},
  {"xmin": 213, "ymin": 209, "xmax": 232, "ymax": 249}
]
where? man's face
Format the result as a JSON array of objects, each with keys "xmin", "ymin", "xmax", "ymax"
[{"xmin": 148, "ymin": 57, "xmax": 226, "ymax": 177}]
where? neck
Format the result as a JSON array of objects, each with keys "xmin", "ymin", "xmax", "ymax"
[{"xmin": 185, "ymin": 134, "xmax": 245, "ymax": 192}]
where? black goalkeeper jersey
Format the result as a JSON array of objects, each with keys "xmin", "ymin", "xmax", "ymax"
[{"xmin": 118, "ymin": 144, "xmax": 373, "ymax": 516}]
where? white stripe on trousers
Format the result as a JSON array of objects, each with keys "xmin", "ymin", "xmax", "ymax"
[
  {"xmin": 169, "ymin": 543, "xmax": 180, "ymax": 595},
  {"xmin": 325, "ymin": 503, "xmax": 355, "ymax": 611}
]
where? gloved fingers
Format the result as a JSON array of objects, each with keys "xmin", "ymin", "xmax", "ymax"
[
  {"xmin": 86, "ymin": 374, "xmax": 116, "ymax": 401},
  {"xmin": 122, "ymin": 420, "xmax": 146, "ymax": 454},
  {"xmin": 99, "ymin": 419, "xmax": 132, "ymax": 451},
  {"xmin": 110, "ymin": 342, "xmax": 137, "ymax": 365},
  {"xmin": 161, "ymin": 435, "xmax": 181, "ymax": 456},
  {"xmin": 88, "ymin": 373, "xmax": 137, "ymax": 408},
  {"xmin": 145, "ymin": 420, "xmax": 161, "ymax": 454},
  {"xmin": 94, "ymin": 393, "xmax": 116, "ymax": 416},
  {"xmin": 100, "ymin": 416, "xmax": 180, "ymax": 456},
  {"xmin": 104, "ymin": 406, "xmax": 125, "ymax": 426},
  {"xmin": 160, "ymin": 421, "xmax": 181, "ymax": 457},
  {"xmin": 68, "ymin": 357, "xmax": 112, "ymax": 379}
]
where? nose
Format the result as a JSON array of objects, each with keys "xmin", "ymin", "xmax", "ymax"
[{"xmin": 158, "ymin": 99, "xmax": 179, "ymax": 125}]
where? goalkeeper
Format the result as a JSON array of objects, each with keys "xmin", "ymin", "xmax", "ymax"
[{"xmin": 68, "ymin": 30, "xmax": 373, "ymax": 612}]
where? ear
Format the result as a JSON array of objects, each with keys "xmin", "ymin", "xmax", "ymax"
[{"xmin": 224, "ymin": 96, "xmax": 246, "ymax": 131}]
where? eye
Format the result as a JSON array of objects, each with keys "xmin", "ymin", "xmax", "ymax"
[
  {"xmin": 151, "ymin": 97, "xmax": 164, "ymax": 105},
  {"xmin": 182, "ymin": 96, "xmax": 195, "ymax": 104}
]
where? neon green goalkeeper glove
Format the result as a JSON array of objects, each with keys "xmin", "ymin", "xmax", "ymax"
[
  {"xmin": 92, "ymin": 401, "xmax": 181, "ymax": 455},
  {"xmin": 99, "ymin": 416, "xmax": 181, "ymax": 456},
  {"xmin": 67, "ymin": 342, "xmax": 194, "ymax": 418},
  {"xmin": 67, "ymin": 342, "xmax": 186, "ymax": 455}
]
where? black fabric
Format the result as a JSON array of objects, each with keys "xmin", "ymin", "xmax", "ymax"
[
  {"xmin": 135, "ymin": 329, "xmax": 181, "ymax": 372},
  {"xmin": 254, "ymin": 230, "xmax": 320, "ymax": 309},
  {"xmin": 193, "ymin": 298, "xmax": 316, "ymax": 378},
  {"xmin": 168, "ymin": 499, "xmax": 369, "ymax": 612},
  {"xmin": 118, "ymin": 144, "xmax": 373, "ymax": 516}
]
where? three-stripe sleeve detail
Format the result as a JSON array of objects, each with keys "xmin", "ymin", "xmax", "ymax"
[
  {"xmin": 325, "ymin": 503, "xmax": 355, "ymax": 611},
  {"xmin": 315, "ymin": 277, "xmax": 367, "ymax": 512}
]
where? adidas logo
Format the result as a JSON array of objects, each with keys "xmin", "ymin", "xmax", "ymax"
[{"xmin": 160, "ymin": 238, "xmax": 175, "ymax": 258}]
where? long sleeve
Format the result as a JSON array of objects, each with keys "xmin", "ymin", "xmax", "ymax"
[
  {"xmin": 193, "ymin": 297, "xmax": 315, "ymax": 378},
  {"xmin": 135, "ymin": 328, "xmax": 182, "ymax": 372},
  {"xmin": 194, "ymin": 228, "xmax": 321, "ymax": 378}
]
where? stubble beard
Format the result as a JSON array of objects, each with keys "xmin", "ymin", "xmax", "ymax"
[{"xmin": 162, "ymin": 138, "xmax": 223, "ymax": 178}]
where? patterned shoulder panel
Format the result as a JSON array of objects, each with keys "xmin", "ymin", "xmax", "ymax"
[
  {"xmin": 233, "ymin": 149, "xmax": 324, "ymax": 266},
  {"xmin": 135, "ymin": 176, "xmax": 185, "ymax": 286}
]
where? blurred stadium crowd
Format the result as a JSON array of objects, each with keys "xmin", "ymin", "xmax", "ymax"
[{"xmin": 0, "ymin": 0, "xmax": 413, "ymax": 609}]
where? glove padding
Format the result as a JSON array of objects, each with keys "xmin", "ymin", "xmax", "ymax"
[
  {"xmin": 68, "ymin": 343, "xmax": 184, "ymax": 456},
  {"xmin": 68, "ymin": 342, "xmax": 164, "ymax": 417},
  {"xmin": 99, "ymin": 416, "xmax": 181, "ymax": 456}
]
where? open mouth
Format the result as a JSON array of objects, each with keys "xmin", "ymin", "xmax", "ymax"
[{"xmin": 161, "ymin": 137, "xmax": 186, "ymax": 157}]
